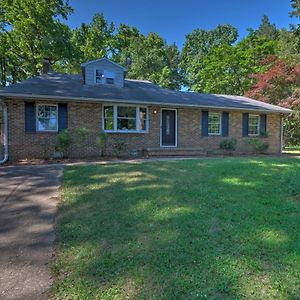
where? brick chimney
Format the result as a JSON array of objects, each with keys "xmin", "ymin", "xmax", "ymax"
[{"xmin": 42, "ymin": 58, "xmax": 53, "ymax": 74}]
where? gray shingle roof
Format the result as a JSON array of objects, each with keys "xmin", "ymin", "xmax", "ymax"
[
  {"xmin": 0, "ymin": 72, "xmax": 292, "ymax": 113},
  {"xmin": 81, "ymin": 57, "xmax": 128, "ymax": 71}
]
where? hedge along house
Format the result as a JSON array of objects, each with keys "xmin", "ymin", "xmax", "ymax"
[{"xmin": 0, "ymin": 57, "xmax": 292, "ymax": 162}]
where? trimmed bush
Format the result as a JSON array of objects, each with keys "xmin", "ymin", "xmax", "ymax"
[
  {"xmin": 219, "ymin": 138, "xmax": 237, "ymax": 152},
  {"xmin": 247, "ymin": 138, "xmax": 269, "ymax": 154},
  {"xmin": 112, "ymin": 138, "xmax": 127, "ymax": 157},
  {"xmin": 56, "ymin": 129, "xmax": 70, "ymax": 158},
  {"xmin": 96, "ymin": 131, "xmax": 108, "ymax": 156}
]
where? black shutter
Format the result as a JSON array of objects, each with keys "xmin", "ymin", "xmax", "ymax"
[
  {"xmin": 222, "ymin": 112, "xmax": 229, "ymax": 136},
  {"xmin": 201, "ymin": 111, "xmax": 208, "ymax": 136},
  {"xmin": 260, "ymin": 114, "xmax": 267, "ymax": 136},
  {"xmin": 58, "ymin": 103, "xmax": 68, "ymax": 132},
  {"xmin": 242, "ymin": 113, "xmax": 249, "ymax": 137},
  {"xmin": 25, "ymin": 102, "xmax": 36, "ymax": 133}
]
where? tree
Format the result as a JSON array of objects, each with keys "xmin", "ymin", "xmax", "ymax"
[
  {"xmin": 180, "ymin": 24, "xmax": 238, "ymax": 89},
  {"xmin": 276, "ymin": 29, "xmax": 300, "ymax": 61},
  {"xmin": 245, "ymin": 56, "xmax": 299, "ymax": 103},
  {"xmin": 245, "ymin": 56, "xmax": 300, "ymax": 145},
  {"xmin": 125, "ymin": 33, "xmax": 166, "ymax": 81},
  {"xmin": 290, "ymin": 0, "xmax": 300, "ymax": 17},
  {"xmin": 160, "ymin": 43, "xmax": 181, "ymax": 90},
  {"xmin": 290, "ymin": 0, "xmax": 300, "ymax": 50},
  {"xmin": 280, "ymin": 88, "xmax": 300, "ymax": 145},
  {"xmin": 182, "ymin": 27, "xmax": 276, "ymax": 95},
  {"xmin": 70, "ymin": 13, "xmax": 115, "ymax": 72},
  {"xmin": 0, "ymin": 0, "xmax": 73, "ymax": 83},
  {"xmin": 112, "ymin": 23, "xmax": 141, "ymax": 64},
  {"xmin": 191, "ymin": 44, "xmax": 257, "ymax": 95},
  {"xmin": 114, "ymin": 30, "xmax": 181, "ymax": 90},
  {"xmin": 256, "ymin": 15, "xmax": 278, "ymax": 40}
]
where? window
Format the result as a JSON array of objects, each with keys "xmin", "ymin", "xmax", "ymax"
[
  {"xmin": 95, "ymin": 69, "xmax": 115, "ymax": 85},
  {"xmin": 139, "ymin": 107, "xmax": 147, "ymax": 131},
  {"xmin": 166, "ymin": 115, "xmax": 171, "ymax": 135},
  {"xmin": 103, "ymin": 105, "xmax": 148, "ymax": 132},
  {"xmin": 248, "ymin": 114, "xmax": 260, "ymax": 135},
  {"xmin": 36, "ymin": 104, "xmax": 58, "ymax": 132},
  {"xmin": 117, "ymin": 106, "xmax": 137, "ymax": 130},
  {"xmin": 95, "ymin": 70, "xmax": 104, "ymax": 84},
  {"xmin": 208, "ymin": 112, "xmax": 221, "ymax": 135},
  {"xmin": 103, "ymin": 106, "xmax": 114, "ymax": 130},
  {"xmin": 104, "ymin": 70, "xmax": 115, "ymax": 84}
]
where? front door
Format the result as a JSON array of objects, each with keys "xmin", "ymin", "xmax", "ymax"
[{"xmin": 161, "ymin": 109, "xmax": 177, "ymax": 147}]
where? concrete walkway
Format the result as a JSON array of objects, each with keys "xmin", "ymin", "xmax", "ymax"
[{"xmin": 0, "ymin": 165, "xmax": 63, "ymax": 300}]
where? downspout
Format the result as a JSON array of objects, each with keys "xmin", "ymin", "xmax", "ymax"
[
  {"xmin": 0, "ymin": 99, "xmax": 8, "ymax": 164},
  {"xmin": 280, "ymin": 113, "xmax": 284, "ymax": 154}
]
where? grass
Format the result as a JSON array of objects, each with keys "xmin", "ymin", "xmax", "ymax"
[
  {"xmin": 53, "ymin": 157, "xmax": 300, "ymax": 299},
  {"xmin": 283, "ymin": 146, "xmax": 300, "ymax": 155}
]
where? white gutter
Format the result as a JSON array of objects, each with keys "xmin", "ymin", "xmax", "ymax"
[
  {"xmin": 280, "ymin": 113, "xmax": 284, "ymax": 154},
  {"xmin": 0, "ymin": 99, "xmax": 8, "ymax": 164}
]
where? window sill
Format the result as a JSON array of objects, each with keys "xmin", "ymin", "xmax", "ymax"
[
  {"xmin": 95, "ymin": 82, "xmax": 116, "ymax": 87},
  {"xmin": 104, "ymin": 130, "xmax": 148, "ymax": 134},
  {"xmin": 208, "ymin": 133, "xmax": 221, "ymax": 136},
  {"xmin": 36, "ymin": 131, "xmax": 58, "ymax": 134}
]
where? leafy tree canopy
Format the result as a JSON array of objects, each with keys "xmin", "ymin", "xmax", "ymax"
[
  {"xmin": 0, "ymin": 0, "xmax": 73, "ymax": 82},
  {"xmin": 180, "ymin": 24, "xmax": 238, "ymax": 89}
]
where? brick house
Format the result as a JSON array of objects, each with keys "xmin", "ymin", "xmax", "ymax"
[{"xmin": 0, "ymin": 58, "xmax": 292, "ymax": 162}]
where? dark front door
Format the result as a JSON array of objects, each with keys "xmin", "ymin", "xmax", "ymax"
[{"xmin": 161, "ymin": 109, "xmax": 176, "ymax": 147}]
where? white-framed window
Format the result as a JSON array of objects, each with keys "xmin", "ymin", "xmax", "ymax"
[
  {"xmin": 103, "ymin": 106, "xmax": 114, "ymax": 130},
  {"xmin": 248, "ymin": 114, "xmax": 260, "ymax": 136},
  {"xmin": 36, "ymin": 104, "xmax": 58, "ymax": 132},
  {"xmin": 95, "ymin": 69, "xmax": 115, "ymax": 85},
  {"xmin": 208, "ymin": 112, "xmax": 221, "ymax": 135},
  {"xmin": 103, "ymin": 105, "xmax": 148, "ymax": 133}
]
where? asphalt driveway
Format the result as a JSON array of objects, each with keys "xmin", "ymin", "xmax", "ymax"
[{"xmin": 0, "ymin": 164, "xmax": 63, "ymax": 300}]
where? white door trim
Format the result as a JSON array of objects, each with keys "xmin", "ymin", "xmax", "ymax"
[{"xmin": 160, "ymin": 108, "xmax": 178, "ymax": 148}]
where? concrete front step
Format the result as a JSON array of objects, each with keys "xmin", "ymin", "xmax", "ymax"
[{"xmin": 146, "ymin": 148, "xmax": 207, "ymax": 157}]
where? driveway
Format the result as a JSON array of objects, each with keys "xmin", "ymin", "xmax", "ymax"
[{"xmin": 0, "ymin": 164, "xmax": 63, "ymax": 300}]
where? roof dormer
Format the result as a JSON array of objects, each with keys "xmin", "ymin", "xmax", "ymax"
[{"xmin": 81, "ymin": 57, "xmax": 127, "ymax": 88}]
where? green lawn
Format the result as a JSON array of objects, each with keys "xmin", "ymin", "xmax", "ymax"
[
  {"xmin": 284, "ymin": 146, "xmax": 300, "ymax": 155},
  {"xmin": 53, "ymin": 157, "xmax": 300, "ymax": 299}
]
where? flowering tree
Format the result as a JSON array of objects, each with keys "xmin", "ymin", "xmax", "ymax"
[{"xmin": 245, "ymin": 55, "xmax": 300, "ymax": 145}]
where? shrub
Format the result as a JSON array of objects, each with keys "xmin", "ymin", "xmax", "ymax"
[
  {"xmin": 76, "ymin": 127, "xmax": 90, "ymax": 143},
  {"xmin": 219, "ymin": 138, "xmax": 237, "ymax": 152},
  {"xmin": 247, "ymin": 138, "xmax": 269, "ymax": 154},
  {"xmin": 74, "ymin": 127, "xmax": 90, "ymax": 153},
  {"xmin": 56, "ymin": 129, "xmax": 70, "ymax": 158},
  {"xmin": 285, "ymin": 145, "xmax": 300, "ymax": 151},
  {"xmin": 259, "ymin": 130, "xmax": 269, "ymax": 138},
  {"xmin": 96, "ymin": 131, "xmax": 108, "ymax": 156},
  {"xmin": 112, "ymin": 138, "xmax": 127, "ymax": 157}
]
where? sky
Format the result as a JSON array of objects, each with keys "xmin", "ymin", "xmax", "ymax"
[{"xmin": 66, "ymin": 0, "xmax": 297, "ymax": 48}]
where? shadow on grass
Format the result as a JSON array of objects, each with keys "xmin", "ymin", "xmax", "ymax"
[{"xmin": 53, "ymin": 157, "xmax": 300, "ymax": 299}]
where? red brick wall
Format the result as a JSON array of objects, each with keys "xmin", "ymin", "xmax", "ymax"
[{"xmin": 4, "ymin": 99, "xmax": 282, "ymax": 161}]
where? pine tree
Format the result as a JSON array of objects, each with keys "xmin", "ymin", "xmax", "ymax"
[{"xmin": 256, "ymin": 15, "xmax": 278, "ymax": 40}]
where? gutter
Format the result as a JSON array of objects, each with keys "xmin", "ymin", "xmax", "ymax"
[
  {"xmin": 0, "ymin": 92, "xmax": 293, "ymax": 114},
  {"xmin": 0, "ymin": 99, "xmax": 8, "ymax": 164}
]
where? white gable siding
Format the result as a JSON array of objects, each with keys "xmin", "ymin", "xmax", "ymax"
[{"xmin": 84, "ymin": 60, "xmax": 125, "ymax": 87}]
